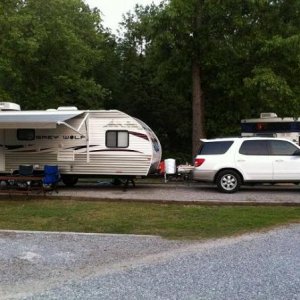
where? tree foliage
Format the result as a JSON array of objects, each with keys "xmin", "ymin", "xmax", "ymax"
[
  {"xmin": 1, "ymin": 0, "xmax": 300, "ymax": 160},
  {"xmin": 115, "ymin": 0, "xmax": 300, "ymax": 158},
  {"xmin": 0, "ymin": 0, "xmax": 113, "ymax": 109}
]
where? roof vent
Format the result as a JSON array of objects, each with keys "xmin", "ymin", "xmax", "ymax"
[
  {"xmin": 57, "ymin": 106, "xmax": 78, "ymax": 111},
  {"xmin": 260, "ymin": 112, "xmax": 277, "ymax": 118},
  {"xmin": 0, "ymin": 102, "xmax": 21, "ymax": 111}
]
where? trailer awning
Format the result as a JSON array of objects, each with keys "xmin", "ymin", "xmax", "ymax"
[{"xmin": 0, "ymin": 111, "xmax": 84, "ymax": 129}]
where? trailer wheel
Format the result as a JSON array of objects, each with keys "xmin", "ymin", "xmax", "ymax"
[{"xmin": 62, "ymin": 175, "xmax": 78, "ymax": 187}]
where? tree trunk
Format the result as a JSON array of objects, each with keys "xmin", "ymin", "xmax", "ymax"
[
  {"xmin": 192, "ymin": 0, "xmax": 205, "ymax": 158},
  {"xmin": 192, "ymin": 61, "xmax": 205, "ymax": 157}
]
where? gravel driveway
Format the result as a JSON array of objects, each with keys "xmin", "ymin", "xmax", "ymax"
[
  {"xmin": 55, "ymin": 181, "xmax": 300, "ymax": 204},
  {"xmin": 1, "ymin": 224, "xmax": 299, "ymax": 299}
]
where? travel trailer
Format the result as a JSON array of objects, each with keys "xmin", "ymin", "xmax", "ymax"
[
  {"xmin": 241, "ymin": 112, "xmax": 300, "ymax": 144},
  {"xmin": 0, "ymin": 102, "xmax": 162, "ymax": 185}
]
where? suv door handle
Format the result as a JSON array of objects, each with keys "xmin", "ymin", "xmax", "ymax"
[
  {"xmin": 275, "ymin": 159, "xmax": 284, "ymax": 162},
  {"xmin": 237, "ymin": 159, "xmax": 245, "ymax": 162}
]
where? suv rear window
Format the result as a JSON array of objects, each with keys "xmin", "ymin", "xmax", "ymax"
[{"xmin": 198, "ymin": 141, "xmax": 233, "ymax": 155}]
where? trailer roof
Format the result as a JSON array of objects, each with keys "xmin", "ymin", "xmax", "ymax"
[{"xmin": 0, "ymin": 111, "xmax": 84, "ymax": 129}]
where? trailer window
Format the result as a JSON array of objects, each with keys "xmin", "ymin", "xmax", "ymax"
[
  {"xmin": 106, "ymin": 131, "xmax": 129, "ymax": 148},
  {"xmin": 17, "ymin": 129, "xmax": 35, "ymax": 141}
]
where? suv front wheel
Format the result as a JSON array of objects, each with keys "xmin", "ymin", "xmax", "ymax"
[{"xmin": 216, "ymin": 170, "xmax": 242, "ymax": 193}]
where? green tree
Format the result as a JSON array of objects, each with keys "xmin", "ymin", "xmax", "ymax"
[
  {"xmin": 242, "ymin": 1, "xmax": 300, "ymax": 117},
  {"xmin": 0, "ymin": 0, "xmax": 111, "ymax": 109},
  {"xmin": 117, "ymin": 0, "xmax": 300, "ymax": 158},
  {"xmin": 117, "ymin": 4, "xmax": 193, "ymax": 160}
]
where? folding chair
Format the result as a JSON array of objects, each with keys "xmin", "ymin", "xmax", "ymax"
[
  {"xmin": 17, "ymin": 165, "xmax": 34, "ymax": 189},
  {"xmin": 19, "ymin": 164, "xmax": 34, "ymax": 176},
  {"xmin": 43, "ymin": 165, "xmax": 60, "ymax": 193}
]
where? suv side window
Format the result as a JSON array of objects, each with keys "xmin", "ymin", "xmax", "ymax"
[
  {"xmin": 269, "ymin": 140, "xmax": 298, "ymax": 155},
  {"xmin": 198, "ymin": 141, "xmax": 233, "ymax": 155},
  {"xmin": 239, "ymin": 140, "xmax": 269, "ymax": 155}
]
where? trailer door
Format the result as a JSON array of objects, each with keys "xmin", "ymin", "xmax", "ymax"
[{"xmin": 0, "ymin": 130, "xmax": 5, "ymax": 171}]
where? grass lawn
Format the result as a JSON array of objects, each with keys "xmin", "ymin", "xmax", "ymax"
[{"xmin": 0, "ymin": 199, "xmax": 299, "ymax": 239}]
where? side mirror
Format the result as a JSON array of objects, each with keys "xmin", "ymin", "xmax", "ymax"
[{"xmin": 293, "ymin": 149, "xmax": 300, "ymax": 156}]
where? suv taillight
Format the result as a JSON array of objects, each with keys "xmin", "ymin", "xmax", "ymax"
[{"xmin": 194, "ymin": 158, "xmax": 205, "ymax": 167}]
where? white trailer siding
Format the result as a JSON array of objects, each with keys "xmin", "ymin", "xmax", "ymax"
[{"xmin": 85, "ymin": 111, "xmax": 154, "ymax": 175}]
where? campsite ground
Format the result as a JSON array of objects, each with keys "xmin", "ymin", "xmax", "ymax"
[
  {"xmin": 1, "ymin": 224, "xmax": 299, "ymax": 299},
  {"xmin": 55, "ymin": 180, "xmax": 300, "ymax": 205},
  {"xmin": 0, "ymin": 181, "xmax": 299, "ymax": 299}
]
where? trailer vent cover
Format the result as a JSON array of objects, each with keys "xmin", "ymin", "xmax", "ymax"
[
  {"xmin": 260, "ymin": 112, "xmax": 277, "ymax": 118},
  {"xmin": 0, "ymin": 102, "xmax": 21, "ymax": 111}
]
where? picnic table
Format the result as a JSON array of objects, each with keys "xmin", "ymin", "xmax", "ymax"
[{"xmin": 0, "ymin": 175, "xmax": 44, "ymax": 195}]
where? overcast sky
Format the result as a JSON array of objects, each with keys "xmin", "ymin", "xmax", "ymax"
[{"xmin": 85, "ymin": 0, "xmax": 162, "ymax": 33}]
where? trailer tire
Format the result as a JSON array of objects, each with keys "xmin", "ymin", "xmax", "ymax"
[{"xmin": 62, "ymin": 175, "xmax": 78, "ymax": 187}]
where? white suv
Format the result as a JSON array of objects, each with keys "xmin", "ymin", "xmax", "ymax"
[{"xmin": 193, "ymin": 137, "xmax": 300, "ymax": 193}]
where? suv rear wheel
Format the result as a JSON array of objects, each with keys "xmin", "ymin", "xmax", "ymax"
[{"xmin": 216, "ymin": 170, "xmax": 242, "ymax": 193}]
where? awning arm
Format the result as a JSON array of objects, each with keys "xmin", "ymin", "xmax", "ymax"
[
  {"xmin": 77, "ymin": 112, "xmax": 89, "ymax": 131},
  {"xmin": 57, "ymin": 121, "xmax": 85, "ymax": 136}
]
